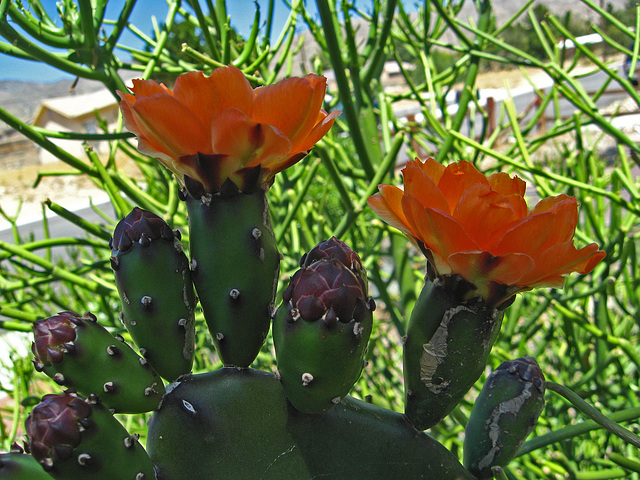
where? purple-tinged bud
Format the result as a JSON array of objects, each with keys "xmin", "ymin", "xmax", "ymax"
[
  {"xmin": 25, "ymin": 393, "xmax": 92, "ymax": 470},
  {"xmin": 32, "ymin": 312, "xmax": 80, "ymax": 366},
  {"xmin": 283, "ymin": 259, "xmax": 366, "ymax": 324},
  {"xmin": 301, "ymin": 237, "xmax": 367, "ymax": 294},
  {"xmin": 110, "ymin": 207, "xmax": 175, "ymax": 253}
]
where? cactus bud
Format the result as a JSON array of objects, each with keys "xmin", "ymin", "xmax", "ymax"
[
  {"xmin": 110, "ymin": 206, "xmax": 175, "ymax": 252},
  {"xmin": 283, "ymin": 259, "xmax": 367, "ymax": 324},
  {"xmin": 274, "ymin": 239, "xmax": 375, "ymax": 413},
  {"xmin": 25, "ymin": 392, "xmax": 154, "ymax": 480},
  {"xmin": 301, "ymin": 237, "xmax": 367, "ymax": 287},
  {"xmin": 32, "ymin": 312, "xmax": 164, "ymax": 413},
  {"xmin": 464, "ymin": 357, "xmax": 546, "ymax": 479},
  {"xmin": 26, "ymin": 393, "xmax": 91, "ymax": 470},
  {"xmin": 111, "ymin": 207, "xmax": 196, "ymax": 381},
  {"xmin": 32, "ymin": 313, "xmax": 77, "ymax": 367}
]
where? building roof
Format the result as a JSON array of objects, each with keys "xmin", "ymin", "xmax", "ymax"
[{"xmin": 32, "ymin": 88, "xmax": 117, "ymax": 126}]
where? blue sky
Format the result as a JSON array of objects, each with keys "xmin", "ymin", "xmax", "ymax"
[{"xmin": 0, "ymin": 0, "xmax": 316, "ymax": 82}]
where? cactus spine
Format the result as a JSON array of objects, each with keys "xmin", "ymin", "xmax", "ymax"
[
  {"xmin": 403, "ymin": 278, "xmax": 504, "ymax": 430},
  {"xmin": 185, "ymin": 189, "xmax": 280, "ymax": 367},
  {"xmin": 32, "ymin": 312, "xmax": 164, "ymax": 413},
  {"xmin": 111, "ymin": 207, "xmax": 196, "ymax": 381},
  {"xmin": 25, "ymin": 392, "xmax": 155, "ymax": 480}
]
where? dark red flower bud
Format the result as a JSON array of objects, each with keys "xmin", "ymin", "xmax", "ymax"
[
  {"xmin": 284, "ymin": 259, "xmax": 366, "ymax": 324},
  {"xmin": 32, "ymin": 312, "xmax": 80, "ymax": 366},
  {"xmin": 300, "ymin": 237, "xmax": 368, "ymax": 295},
  {"xmin": 25, "ymin": 393, "xmax": 92, "ymax": 470},
  {"xmin": 110, "ymin": 207, "xmax": 176, "ymax": 253}
]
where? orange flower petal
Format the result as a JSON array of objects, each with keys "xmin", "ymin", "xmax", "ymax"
[
  {"xmin": 414, "ymin": 157, "xmax": 445, "ymax": 184},
  {"xmin": 128, "ymin": 95, "xmax": 212, "ymax": 159},
  {"xmin": 437, "ymin": 161, "xmax": 489, "ymax": 212},
  {"xmin": 129, "ymin": 78, "xmax": 172, "ymax": 97},
  {"xmin": 210, "ymin": 108, "xmax": 291, "ymax": 179},
  {"xmin": 531, "ymin": 194, "xmax": 576, "ymax": 215},
  {"xmin": 488, "ymin": 171, "xmax": 526, "ymax": 197},
  {"xmin": 453, "ymin": 184, "xmax": 524, "ymax": 250},
  {"xmin": 253, "ymin": 75, "xmax": 327, "ymax": 144},
  {"xmin": 172, "ymin": 68, "xmax": 254, "ymax": 128},
  {"xmin": 521, "ymin": 242, "xmax": 605, "ymax": 287},
  {"xmin": 401, "ymin": 195, "xmax": 479, "ymax": 259},
  {"xmin": 448, "ymin": 251, "xmax": 535, "ymax": 287},
  {"xmin": 402, "ymin": 160, "xmax": 451, "ymax": 214},
  {"xmin": 290, "ymin": 110, "xmax": 340, "ymax": 154},
  {"xmin": 368, "ymin": 186, "xmax": 415, "ymax": 239},
  {"xmin": 494, "ymin": 204, "xmax": 579, "ymax": 257}
]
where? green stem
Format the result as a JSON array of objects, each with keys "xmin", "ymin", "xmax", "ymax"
[
  {"xmin": 7, "ymin": 3, "xmax": 76, "ymax": 48},
  {"xmin": 0, "ymin": 240, "xmax": 113, "ymax": 295},
  {"xmin": 545, "ymin": 382, "xmax": 640, "ymax": 449},
  {"xmin": 77, "ymin": 0, "xmax": 96, "ymax": 50},
  {"xmin": 316, "ymin": 0, "xmax": 374, "ymax": 179},
  {"xmin": 0, "ymin": 21, "xmax": 95, "ymax": 78},
  {"xmin": 333, "ymin": 132, "xmax": 404, "ymax": 238},
  {"xmin": 519, "ymin": 406, "xmax": 640, "ymax": 456},
  {"xmin": 103, "ymin": 0, "xmax": 137, "ymax": 53},
  {"xmin": 436, "ymin": 0, "xmax": 491, "ymax": 163},
  {"xmin": 0, "ymin": 106, "xmax": 94, "ymax": 176},
  {"xmin": 142, "ymin": 0, "xmax": 181, "ymax": 79}
]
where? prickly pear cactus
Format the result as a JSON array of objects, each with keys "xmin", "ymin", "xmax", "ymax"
[
  {"xmin": 111, "ymin": 207, "xmax": 196, "ymax": 381},
  {"xmin": 403, "ymin": 278, "xmax": 504, "ymax": 430},
  {"xmin": 25, "ymin": 392, "xmax": 154, "ymax": 480},
  {"xmin": 146, "ymin": 367, "xmax": 474, "ymax": 480},
  {"xmin": 464, "ymin": 357, "xmax": 546, "ymax": 479},
  {"xmin": 12, "ymin": 64, "xmax": 607, "ymax": 480},
  {"xmin": 31, "ymin": 311, "xmax": 165, "ymax": 413},
  {"xmin": 273, "ymin": 237, "xmax": 376, "ymax": 413},
  {"xmin": 185, "ymin": 189, "xmax": 280, "ymax": 368}
]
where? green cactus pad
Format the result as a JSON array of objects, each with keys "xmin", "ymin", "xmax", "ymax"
[
  {"xmin": 273, "ymin": 301, "xmax": 373, "ymax": 414},
  {"xmin": 147, "ymin": 368, "xmax": 473, "ymax": 480},
  {"xmin": 32, "ymin": 312, "xmax": 164, "ymax": 413},
  {"xmin": 186, "ymin": 190, "xmax": 280, "ymax": 367},
  {"xmin": 0, "ymin": 452, "xmax": 54, "ymax": 479},
  {"xmin": 111, "ymin": 208, "xmax": 196, "ymax": 381},
  {"xmin": 26, "ymin": 393, "xmax": 155, "ymax": 480},
  {"xmin": 404, "ymin": 279, "xmax": 504, "ymax": 430},
  {"xmin": 464, "ymin": 357, "xmax": 546, "ymax": 479}
]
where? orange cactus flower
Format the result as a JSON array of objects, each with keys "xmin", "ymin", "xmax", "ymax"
[
  {"xmin": 368, "ymin": 157, "xmax": 605, "ymax": 307},
  {"xmin": 117, "ymin": 66, "xmax": 339, "ymax": 195}
]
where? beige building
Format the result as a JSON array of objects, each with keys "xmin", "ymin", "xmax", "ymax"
[{"xmin": 32, "ymin": 89, "xmax": 119, "ymax": 164}]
